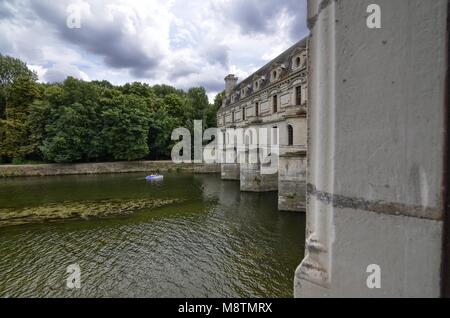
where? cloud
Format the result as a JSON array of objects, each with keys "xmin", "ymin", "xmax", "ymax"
[
  {"xmin": 217, "ymin": 0, "xmax": 307, "ymax": 40},
  {"xmin": 0, "ymin": 2, "xmax": 14, "ymax": 19},
  {"xmin": 202, "ymin": 44, "xmax": 229, "ymax": 67},
  {"xmin": 43, "ymin": 63, "xmax": 89, "ymax": 83},
  {"xmin": 0, "ymin": 0, "xmax": 308, "ymax": 100},
  {"xmin": 30, "ymin": 0, "xmax": 166, "ymax": 78}
]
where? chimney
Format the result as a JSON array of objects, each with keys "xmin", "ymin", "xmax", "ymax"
[{"xmin": 224, "ymin": 74, "xmax": 238, "ymax": 97}]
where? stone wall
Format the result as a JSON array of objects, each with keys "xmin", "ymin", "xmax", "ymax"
[
  {"xmin": 221, "ymin": 163, "xmax": 240, "ymax": 180},
  {"xmin": 240, "ymin": 162, "xmax": 278, "ymax": 192},
  {"xmin": 0, "ymin": 161, "xmax": 196, "ymax": 177}
]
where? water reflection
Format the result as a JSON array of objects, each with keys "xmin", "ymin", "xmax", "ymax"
[{"xmin": 0, "ymin": 173, "xmax": 305, "ymax": 297}]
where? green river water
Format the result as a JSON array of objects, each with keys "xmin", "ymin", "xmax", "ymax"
[{"xmin": 0, "ymin": 172, "xmax": 305, "ymax": 297}]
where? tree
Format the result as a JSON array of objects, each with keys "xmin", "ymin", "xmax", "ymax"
[
  {"xmin": 40, "ymin": 78, "xmax": 104, "ymax": 163},
  {"xmin": 152, "ymin": 84, "xmax": 185, "ymax": 98},
  {"xmin": 0, "ymin": 54, "xmax": 37, "ymax": 119},
  {"xmin": 101, "ymin": 94, "xmax": 150, "ymax": 161},
  {"xmin": 120, "ymin": 82, "xmax": 153, "ymax": 98},
  {"xmin": 40, "ymin": 103, "xmax": 89, "ymax": 163},
  {"xmin": 213, "ymin": 91, "xmax": 225, "ymax": 110},
  {"xmin": 184, "ymin": 87, "xmax": 209, "ymax": 130},
  {"xmin": 162, "ymin": 93, "xmax": 186, "ymax": 122},
  {"xmin": 0, "ymin": 55, "xmax": 221, "ymax": 164},
  {"xmin": 0, "ymin": 76, "xmax": 40, "ymax": 162}
]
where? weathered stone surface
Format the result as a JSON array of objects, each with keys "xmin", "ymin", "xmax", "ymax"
[
  {"xmin": 278, "ymin": 146, "xmax": 307, "ymax": 211},
  {"xmin": 0, "ymin": 161, "xmax": 194, "ymax": 178},
  {"xmin": 240, "ymin": 163, "xmax": 278, "ymax": 192},
  {"xmin": 193, "ymin": 163, "xmax": 221, "ymax": 174},
  {"xmin": 221, "ymin": 163, "xmax": 240, "ymax": 180},
  {"xmin": 295, "ymin": 0, "xmax": 448, "ymax": 298}
]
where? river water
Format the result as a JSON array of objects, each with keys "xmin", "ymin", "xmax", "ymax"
[{"xmin": 0, "ymin": 172, "xmax": 305, "ymax": 298}]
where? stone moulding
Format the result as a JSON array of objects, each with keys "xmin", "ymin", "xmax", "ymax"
[{"xmin": 279, "ymin": 150, "xmax": 307, "ymax": 158}]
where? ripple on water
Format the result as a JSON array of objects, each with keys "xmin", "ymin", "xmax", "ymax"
[{"xmin": 0, "ymin": 173, "xmax": 305, "ymax": 298}]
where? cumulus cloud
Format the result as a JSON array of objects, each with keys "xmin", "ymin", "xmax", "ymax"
[
  {"xmin": 215, "ymin": 0, "xmax": 307, "ymax": 39},
  {"xmin": 43, "ymin": 63, "xmax": 89, "ymax": 83},
  {"xmin": 0, "ymin": 0, "xmax": 308, "ymax": 100}
]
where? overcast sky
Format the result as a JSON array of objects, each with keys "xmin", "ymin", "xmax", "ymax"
[{"xmin": 0, "ymin": 0, "xmax": 308, "ymax": 100}]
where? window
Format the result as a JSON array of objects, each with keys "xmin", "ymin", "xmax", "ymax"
[
  {"xmin": 272, "ymin": 126, "xmax": 278, "ymax": 145},
  {"xmin": 242, "ymin": 107, "xmax": 246, "ymax": 121},
  {"xmin": 255, "ymin": 102, "xmax": 259, "ymax": 117},
  {"xmin": 273, "ymin": 95, "xmax": 278, "ymax": 113},
  {"xmin": 296, "ymin": 86, "xmax": 302, "ymax": 105},
  {"xmin": 296, "ymin": 56, "xmax": 301, "ymax": 68},
  {"xmin": 232, "ymin": 110, "xmax": 235, "ymax": 122},
  {"xmin": 272, "ymin": 70, "xmax": 277, "ymax": 81},
  {"xmin": 245, "ymin": 130, "xmax": 253, "ymax": 145},
  {"xmin": 288, "ymin": 125, "xmax": 294, "ymax": 146}
]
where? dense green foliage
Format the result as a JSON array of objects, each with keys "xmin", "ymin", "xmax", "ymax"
[{"xmin": 0, "ymin": 54, "xmax": 223, "ymax": 164}]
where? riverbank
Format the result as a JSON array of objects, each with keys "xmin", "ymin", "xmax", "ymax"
[{"xmin": 0, "ymin": 161, "xmax": 220, "ymax": 177}]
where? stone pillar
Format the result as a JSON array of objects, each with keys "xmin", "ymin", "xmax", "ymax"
[
  {"xmin": 240, "ymin": 147, "xmax": 278, "ymax": 192},
  {"xmin": 278, "ymin": 147, "xmax": 307, "ymax": 212},
  {"xmin": 221, "ymin": 145, "xmax": 240, "ymax": 180},
  {"xmin": 295, "ymin": 0, "xmax": 448, "ymax": 297}
]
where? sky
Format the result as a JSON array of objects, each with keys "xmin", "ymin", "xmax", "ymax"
[{"xmin": 0, "ymin": 0, "xmax": 308, "ymax": 100}]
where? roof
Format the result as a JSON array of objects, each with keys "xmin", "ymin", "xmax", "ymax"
[{"xmin": 224, "ymin": 37, "xmax": 307, "ymax": 106}]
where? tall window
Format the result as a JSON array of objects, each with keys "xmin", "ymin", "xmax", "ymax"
[
  {"xmin": 232, "ymin": 110, "xmax": 235, "ymax": 122},
  {"xmin": 255, "ymin": 102, "xmax": 259, "ymax": 117},
  {"xmin": 242, "ymin": 107, "xmax": 246, "ymax": 121},
  {"xmin": 272, "ymin": 126, "xmax": 278, "ymax": 145},
  {"xmin": 288, "ymin": 125, "xmax": 294, "ymax": 146},
  {"xmin": 273, "ymin": 95, "xmax": 278, "ymax": 113},
  {"xmin": 296, "ymin": 86, "xmax": 302, "ymax": 105}
]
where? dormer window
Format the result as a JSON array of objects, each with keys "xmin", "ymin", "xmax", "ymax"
[
  {"xmin": 254, "ymin": 81, "xmax": 260, "ymax": 91},
  {"xmin": 292, "ymin": 52, "xmax": 305, "ymax": 70},
  {"xmin": 270, "ymin": 68, "xmax": 281, "ymax": 82}
]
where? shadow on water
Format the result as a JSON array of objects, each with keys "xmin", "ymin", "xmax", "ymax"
[{"xmin": 0, "ymin": 172, "xmax": 305, "ymax": 298}]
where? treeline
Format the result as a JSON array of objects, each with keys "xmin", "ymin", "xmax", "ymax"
[{"xmin": 0, "ymin": 54, "xmax": 224, "ymax": 164}]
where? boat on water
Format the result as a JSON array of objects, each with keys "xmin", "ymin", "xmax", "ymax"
[{"xmin": 145, "ymin": 174, "xmax": 164, "ymax": 181}]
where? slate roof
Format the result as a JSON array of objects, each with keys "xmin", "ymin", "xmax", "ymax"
[{"xmin": 224, "ymin": 37, "xmax": 307, "ymax": 107}]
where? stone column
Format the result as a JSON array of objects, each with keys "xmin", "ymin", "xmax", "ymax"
[
  {"xmin": 221, "ymin": 147, "xmax": 240, "ymax": 180},
  {"xmin": 220, "ymin": 128, "xmax": 240, "ymax": 180},
  {"xmin": 278, "ymin": 147, "xmax": 307, "ymax": 212},
  {"xmin": 295, "ymin": 0, "xmax": 448, "ymax": 297},
  {"xmin": 239, "ymin": 123, "xmax": 279, "ymax": 192}
]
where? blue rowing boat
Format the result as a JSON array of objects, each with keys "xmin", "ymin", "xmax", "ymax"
[{"xmin": 145, "ymin": 174, "xmax": 164, "ymax": 181}]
